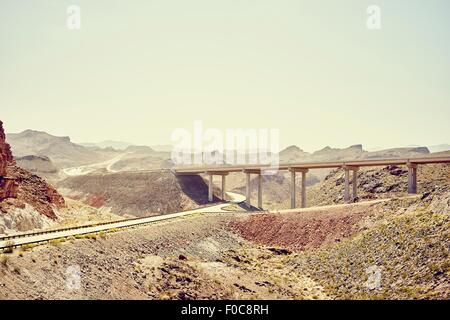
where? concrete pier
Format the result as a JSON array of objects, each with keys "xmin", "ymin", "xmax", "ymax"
[
  {"xmin": 257, "ymin": 174, "xmax": 262, "ymax": 209},
  {"xmin": 343, "ymin": 166, "xmax": 358, "ymax": 202},
  {"xmin": 208, "ymin": 174, "xmax": 213, "ymax": 202},
  {"xmin": 221, "ymin": 174, "xmax": 226, "ymax": 200},
  {"xmin": 344, "ymin": 169, "xmax": 350, "ymax": 202},
  {"xmin": 289, "ymin": 168, "xmax": 308, "ymax": 208},
  {"xmin": 352, "ymin": 168, "xmax": 358, "ymax": 201},
  {"xmin": 290, "ymin": 170, "xmax": 296, "ymax": 209},
  {"xmin": 301, "ymin": 170, "xmax": 307, "ymax": 208},
  {"xmin": 407, "ymin": 163, "xmax": 418, "ymax": 194},
  {"xmin": 245, "ymin": 172, "xmax": 251, "ymax": 208},
  {"xmin": 206, "ymin": 171, "xmax": 229, "ymax": 202},
  {"xmin": 243, "ymin": 169, "xmax": 264, "ymax": 209}
]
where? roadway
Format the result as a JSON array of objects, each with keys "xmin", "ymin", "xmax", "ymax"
[{"xmin": 0, "ymin": 192, "xmax": 246, "ymax": 250}]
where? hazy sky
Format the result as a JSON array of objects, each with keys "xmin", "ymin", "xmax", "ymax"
[{"xmin": 1, "ymin": 0, "xmax": 449, "ymax": 152}]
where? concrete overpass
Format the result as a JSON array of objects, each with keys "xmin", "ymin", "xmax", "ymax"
[{"xmin": 173, "ymin": 156, "xmax": 450, "ymax": 209}]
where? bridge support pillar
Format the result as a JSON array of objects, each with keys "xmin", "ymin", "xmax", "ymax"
[
  {"xmin": 407, "ymin": 163, "xmax": 418, "ymax": 194},
  {"xmin": 344, "ymin": 169, "xmax": 350, "ymax": 202},
  {"xmin": 301, "ymin": 170, "xmax": 307, "ymax": 208},
  {"xmin": 290, "ymin": 171, "xmax": 296, "ymax": 209},
  {"xmin": 289, "ymin": 168, "xmax": 308, "ymax": 208},
  {"xmin": 221, "ymin": 175, "xmax": 226, "ymax": 200},
  {"xmin": 257, "ymin": 174, "xmax": 262, "ymax": 209},
  {"xmin": 352, "ymin": 167, "xmax": 359, "ymax": 201},
  {"xmin": 343, "ymin": 166, "xmax": 358, "ymax": 203},
  {"xmin": 208, "ymin": 174, "xmax": 213, "ymax": 202},
  {"xmin": 245, "ymin": 172, "xmax": 251, "ymax": 208}
]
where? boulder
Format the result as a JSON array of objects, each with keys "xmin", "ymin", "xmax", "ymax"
[{"xmin": 429, "ymin": 192, "xmax": 450, "ymax": 214}]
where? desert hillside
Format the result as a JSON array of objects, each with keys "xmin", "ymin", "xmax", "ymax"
[
  {"xmin": 306, "ymin": 163, "xmax": 450, "ymax": 207},
  {"xmin": 58, "ymin": 171, "xmax": 222, "ymax": 217},
  {"xmin": 1, "ymin": 191, "xmax": 448, "ymax": 300},
  {"xmin": 232, "ymin": 192, "xmax": 450, "ymax": 299},
  {"xmin": 6, "ymin": 130, "xmax": 121, "ymax": 168},
  {"xmin": 15, "ymin": 155, "xmax": 60, "ymax": 182},
  {"xmin": 0, "ymin": 121, "xmax": 66, "ymax": 234}
]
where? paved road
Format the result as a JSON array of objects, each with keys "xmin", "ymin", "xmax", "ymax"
[
  {"xmin": 0, "ymin": 192, "xmax": 246, "ymax": 250},
  {"xmin": 62, "ymin": 153, "xmax": 129, "ymax": 176}
]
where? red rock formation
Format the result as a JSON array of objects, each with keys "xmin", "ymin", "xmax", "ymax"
[
  {"xmin": 0, "ymin": 120, "xmax": 64, "ymax": 220},
  {"xmin": 0, "ymin": 120, "xmax": 18, "ymax": 200},
  {"xmin": 5, "ymin": 165, "xmax": 65, "ymax": 219},
  {"xmin": 0, "ymin": 121, "xmax": 12, "ymax": 174}
]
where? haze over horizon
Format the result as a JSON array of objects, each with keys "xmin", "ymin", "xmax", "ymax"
[
  {"xmin": 5, "ymin": 126, "xmax": 449, "ymax": 154},
  {"xmin": 1, "ymin": 0, "xmax": 450, "ymax": 152}
]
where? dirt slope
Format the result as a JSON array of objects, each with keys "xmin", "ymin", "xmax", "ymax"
[
  {"xmin": 15, "ymin": 155, "xmax": 60, "ymax": 183},
  {"xmin": 230, "ymin": 193, "xmax": 450, "ymax": 299},
  {"xmin": 1, "ymin": 193, "xmax": 448, "ymax": 300},
  {"xmin": 305, "ymin": 164, "xmax": 450, "ymax": 207},
  {"xmin": 0, "ymin": 213, "xmax": 327, "ymax": 300},
  {"xmin": 58, "ymin": 171, "xmax": 221, "ymax": 217},
  {"xmin": 231, "ymin": 201, "xmax": 390, "ymax": 251}
]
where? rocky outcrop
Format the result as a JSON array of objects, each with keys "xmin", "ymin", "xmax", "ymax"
[
  {"xmin": 0, "ymin": 120, "xmax": 18, "ymax": 200},
  {"xmin": 0, "ymin": 121, "xmax": 14, "ymax": 168},
  {"xmin": 429, "ymin": 192, "xmax": 450, "ymax": 214},
  {"xmin": 15, "ymin": 155, "xmax": 60, "ymax": 182},
  {"xmin": 1, "ymin": 121, "xmax": 65, "ymax": 234},
  {"xmin": 2, "ymin": 165, "xmax": 65, "ymax": 219}
]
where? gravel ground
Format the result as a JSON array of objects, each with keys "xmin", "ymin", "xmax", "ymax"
[
  {"xmin": 231, "ymin": 198, "xmax": 418, "ymax": 252},
  {"xmin": 0, "ymin": 212, "xmax": 327, "ymax": 300},
  {"xmin": 1, "ymin": 195, "xmax": 446, "ymax": 300}
]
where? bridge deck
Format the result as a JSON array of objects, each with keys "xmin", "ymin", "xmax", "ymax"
[{"xmin": 173, "ymin": 156, "xmax": 450, "ymax": 175}]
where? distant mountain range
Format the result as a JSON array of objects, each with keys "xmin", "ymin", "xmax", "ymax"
[
  {"xmin": 419, "ymin": 144, "xmax": 450, "ymax": 153},
  {"xmin": 79, "ymin": 140, "xmax": 134, "ymax": 150},
  {"xmin": 6, "ymin": 130, "xmax": 119, "ymax": 168},
  {"xmin": 80, "ymin": 141, "xmax": 185, "ymax": 153},
  {"xmin": 5, "ymin": 129, "xmax": 448, "ymax": 182},
  {"xmin": 279, "ymin": 144, "xmax": 435, "ymax": 163}
]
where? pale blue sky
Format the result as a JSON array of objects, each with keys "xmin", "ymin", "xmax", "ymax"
[{"xmin": 1, "ymin": 0, "xmax": 449, "ymax": 151}]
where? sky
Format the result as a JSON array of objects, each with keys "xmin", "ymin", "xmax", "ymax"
[{"xmin": 1, "ymin": 0, "xmax": 449, "ymax": 152}]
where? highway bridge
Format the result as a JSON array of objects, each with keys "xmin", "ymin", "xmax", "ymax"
[{"xmin": 173, "ymin": 156, "xmax": 450, "ymax": 209}]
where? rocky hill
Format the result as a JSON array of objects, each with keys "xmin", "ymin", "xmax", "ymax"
[
  {"xmin": 279, "ymin": 145, "xmax": 310, "ymax": 163},
  {"xmin": 0, "ymin": 122, "xmax": 16, "ymax": 201},
  {"xmin": 0, "ymin": 121, "xmax": 66, "ymax": 234},
  {"xmin": 231, "ymin": 192, "xmax": 450, "ymax": 299},
  {"xmin": 57, "ymin": 171, "xmax": 221, "ymax": 217},
  {"xmin": 80, "ymin": 140, "xmax": 134, "ymax": 150},
  {"xmin": 293, "ymin": 201, "xmax": 450, "ymax": 299},
  {"xmin": 305, "ymin": 163, "xmax": 450, "ymax": 207},
  {"xmin": 15, "ymin": 155, "xmax": 60, "ymax": 182},
  {"xmin": 6, "ymin": 130, "xmax": 175, "ymax": 177},
  {"xmin": 365, "ymin": 146, "xmax": 430, "ymax": 159},
  {"xmin": 6, "ymin": 130, "xmax": 120, "ymax": 168},
  {"xmin": 278, "ymin": 144, "xmax": 432, "ymax": 163},
  {"xmin": 311, "ymin": 144, "xmax": 366, "ymax": 161}
]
